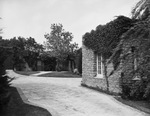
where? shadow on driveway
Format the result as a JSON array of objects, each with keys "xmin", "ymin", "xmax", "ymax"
[{"xmin": 1, "ymin": 87, "xmax": 52, "ymax": 116}]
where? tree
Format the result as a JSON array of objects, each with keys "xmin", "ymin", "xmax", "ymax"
[
  {"xmin": 132, "ymin": 0, "xmax": 150, "ymax": 20},
  {"xmin": 44, "ymin": 23, "xmax": 78, "ymax": 71},
  {"xmin": 23, "ymin": 37, "xmax": 44, "ymax": 70},
  {"xmin": 40, "ymin": 52, "xmax": 57, "ymax": 71},
  {"xmin": 25, "ymin": 37, "xmax": 44, "ymax": 53},
  {"xmin": 0, "ymin": 36, "xmax": 44, "ymax": 71}
]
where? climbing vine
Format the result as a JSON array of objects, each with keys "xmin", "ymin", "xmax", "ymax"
[
  {"xmin": 83, "ymin": 16, "xmax": 135, "ymax": 59},
  {"xmin": 121, "ymin": 20, "xmax": 150, "ymax": 100}
]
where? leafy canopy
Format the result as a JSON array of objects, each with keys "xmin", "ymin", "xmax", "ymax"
[
  {"xmin": 44, "ymin": 23, "xmax": 78, "ymax": 61},
  {"xmin": 83, "ymin": 16, "xmax": 135, "ymax": 59},
  {"xmin": 0, "ymin": 36, "xmax": 44, "ymax": 70},
  {"xmin": 132, "ymin": 0, "xmax": 150, "ymax": 20}
]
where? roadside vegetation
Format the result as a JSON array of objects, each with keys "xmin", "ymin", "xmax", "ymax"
[
  {"xmin": 0, "ymin": 23, "xmax": 82, "ymax": 74},
  {"xmin": 0, "ymin": 46, "xmax": 14, "ymax": 113}
]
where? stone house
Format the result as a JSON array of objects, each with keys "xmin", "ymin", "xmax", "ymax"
[
  {"xmin": 82, "ymin": 44, "xmax": 122, "ymax": 94},
  {"xmin": 82, "ymin": 26, "xmax": 146, "ymax": 95}
]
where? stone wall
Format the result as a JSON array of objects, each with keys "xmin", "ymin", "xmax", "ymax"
[
  {"xmin": 107, "ymin": 62, "xmax": 122, "ymax": 93},
  {"xmin": 82, "ymin": 45, "xmax": 122, "ymax": 94}
]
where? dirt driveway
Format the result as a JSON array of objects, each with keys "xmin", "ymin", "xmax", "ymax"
[{"xmin": 7, "ymin": 70, "xmax": 149, "ymax": 116}]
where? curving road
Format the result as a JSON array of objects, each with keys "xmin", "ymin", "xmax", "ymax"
[{"xmin": 7, "ymin": 70, "xmax": 149, "ymax": 116}]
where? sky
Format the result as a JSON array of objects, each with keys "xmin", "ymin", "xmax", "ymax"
[{"xmin": 0, "ymin": 0, "xmax": 139, "ymax": 47}]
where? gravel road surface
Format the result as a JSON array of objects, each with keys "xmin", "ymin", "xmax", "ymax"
[{"xmin": 7, "ymin": 70, "xmax": 149, "ymax": 116}]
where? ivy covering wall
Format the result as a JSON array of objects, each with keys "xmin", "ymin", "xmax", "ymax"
[{"xmin": 83, "ymin": 16, "xmax": 135, "ymax": 59}]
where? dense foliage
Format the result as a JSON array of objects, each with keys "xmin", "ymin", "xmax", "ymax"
[
  {"xmin": 83, "ymin": 16, "xmax": 135, "ymax": 58},
  {"xmin": 0, "ymin": 47, "xmax": 13, "ymax": 111},
  {"xmin": 118, "ymin": 20, "xmax": 150, "ymax": 100},
  {"xmin": 0, "ymin": 37, "xmax": 44, "ymax": 71},
  {"xmin": 117, "ymin": 0, "xmax": 150, "ymax": 100},
  {"xmin": 131, "ymin": 0, "xmax": 150, "ymax": 20},
  {"xmin": 40, "ymin": 52, "xmax": 57, "ymax": 71}
]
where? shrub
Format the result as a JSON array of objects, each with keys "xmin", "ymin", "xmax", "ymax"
[
  {"xmin": 121, "ymin": 84, "xmax": 131, "ymax": 99},
  {"xmin": 0, "ymin": 47, "xmax": 13, "ymax": 111},
  {"xmin": 130, "ymin": 81, "xmax": 146, "ymax": 100},
  {"xmin": 121, "ymin": 80, "xmax": 150, "ymax": 101},
  {"xmin": 0, "ymin": 67, "xmax": 13, "ymax": 112}
]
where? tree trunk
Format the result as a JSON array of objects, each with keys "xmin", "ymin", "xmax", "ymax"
[{"xmin": 103, "ymin": 59, "xmax": 109, "ymax": 92}]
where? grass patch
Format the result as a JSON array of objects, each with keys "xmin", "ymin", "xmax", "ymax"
[
  {"xmin": 15, "ymin": 71, "xmax": 40, "ymax": 76},
  {"xmin": 38, "ymin": 71, "xmax": 81, "ymax": 78}
]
